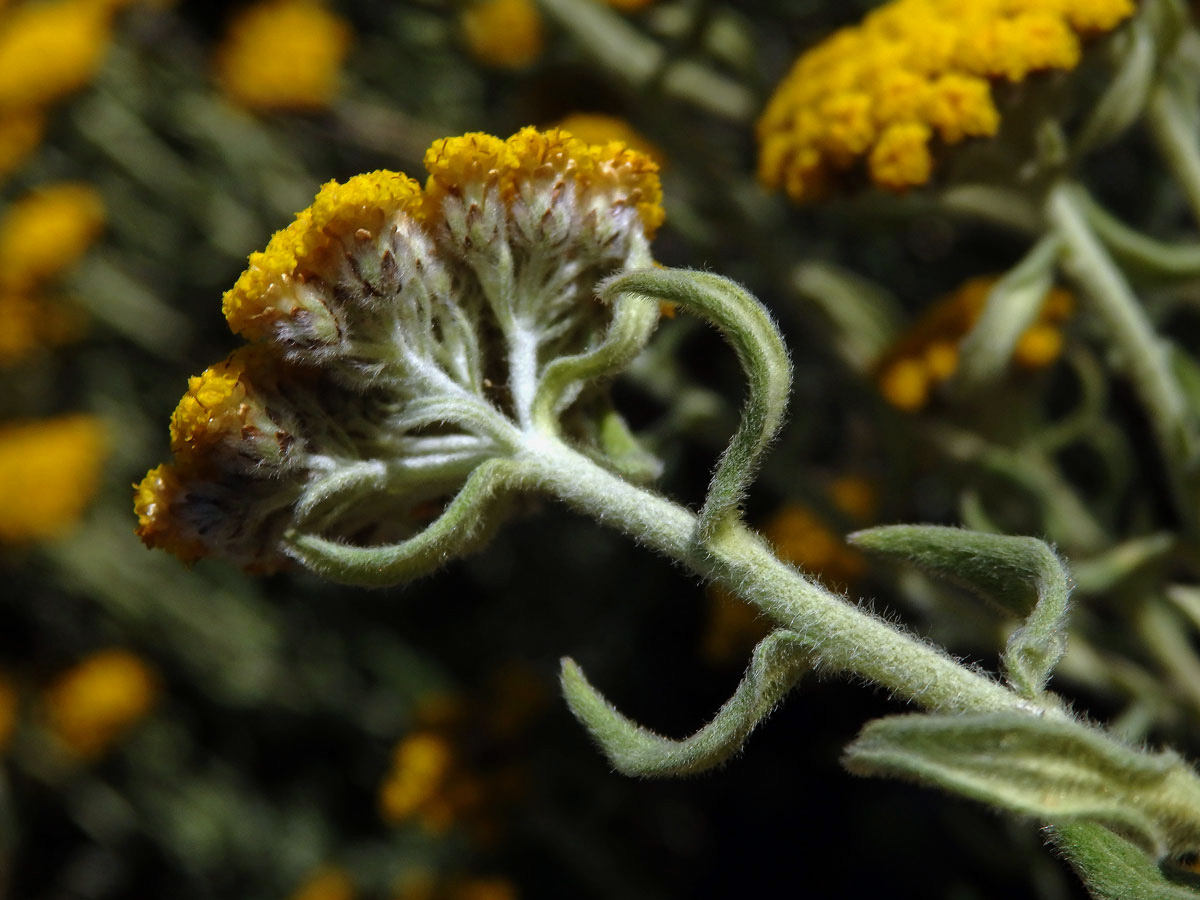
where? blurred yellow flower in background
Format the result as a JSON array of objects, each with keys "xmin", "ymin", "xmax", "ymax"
[
  {"xmin": 0, "ymin": 182, "xmax": 106, "ymax": 293},
  {"xmin": 0, "ymin": 676, "xmax": 18, "ymax": 752},
  {"xmin": 460, "ymin": 0, "xmax": 544, "ymax": 70},
  {"xmin": 876, "ymin": 276, "xmax": 1074, "ymax": 411},
  {"xmin": 0, "ymin": 415, "xmax": 107, "ymax": 542},
  {"xmin": 757, "ymin": 0, "xmax": 1136, "ymax": 202},
  {"xmin": 42, "ymin": 648, "xmax": 157, "ymax": 758},
  {"xmin": 555, "ymin": 112, "xmax": 664, "ymax": 165},
  {"xmin": 288, "ymin": 866, "xmax": 356, "ymax": 900},
  {"xmin": 214, "ymin": 0, "xmax": 352, "ymax": 111}
]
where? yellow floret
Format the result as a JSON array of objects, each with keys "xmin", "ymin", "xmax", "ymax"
[
  {"xmin": 379, "ymin": 732, "xmax": 455, "ymax": 826},
  {"xmin": 868, "ymin": 122, "xmax": 933, "ymax": 191},
  {"xmin": 0, "ymin": 183, "xmax": 105, "ymax": 292},
  {"xmin": 460, "ymin": 0, "xmax": 544, "ymax": 70},
  {"xmin": 554, "ymin": 113, "xmax": 664, "ymax": 165},
  {"xmin": 1013, "ymin": 322, "xmax": 1065, "ymax": 368},
  {"xmin": 424, "ymin": 132, "xmax": 520, "ymax": 202},
  {"xmin": 879, "ymin": 357, "xmax": 931, "ymax": 411},
  {"xmin": 42, "ymin": 649, "xmax": 157, "ymax": 758},
  {"xmin": 0, "ymin": 414, "xmax": 106, "ymax": 541},
  {"xmin": 214, "ymin": 0, "xmax": 351, "ymax": 111},
  {"xmin": 0, "ymin": 0, "xmax": 112, "ymax": 109},
  {"xmin": 925, "ymin": 74, "xmax": 1000, "ymax": 143}
]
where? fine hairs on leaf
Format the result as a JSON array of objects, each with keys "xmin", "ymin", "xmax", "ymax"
[
  {"xmin": 560, "ymin": 629, "xmax": 810, "ymax": 777},
  {"xmin": 843, "ymin": 711, "xmax": 1200, "ymax": 861},
  {"xmin": 849, "ymin": 525, "xmax": 1072, "ymax": 697},
  {"xmin": 1049, "ymin": 823, "xmax": 1200, "ymax": 900}
]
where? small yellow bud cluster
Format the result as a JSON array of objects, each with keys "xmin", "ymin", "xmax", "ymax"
[
  {"xmin": 877, "ymin": 276, "xmax": 1075, "ymax": 411},
  {"xmin": 136, "ymin": 128, "xmax": 663, "ymax": 570},
  {"xmin": 460, "ymin": 0, "xmax": 544, "ymax": 70},
  {"xmin": 42, "ymin": 649, "xmax": 158, "ymax": 759},
  {"xmin": 214, "ymin": 0, "xmax": 352, "ymax": 112},
  {"xmin": 757, "ymin": 0, "xmax": 1136, "ymax": 202}
]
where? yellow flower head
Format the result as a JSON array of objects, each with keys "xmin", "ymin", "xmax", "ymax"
[
  {"xmin": 222, "ymin": 170, "xmax": 423, "ymax": 344},
  {"xmin": 0, "ymin": 182, "xmax": 105, "ymax": 292},
  {"xmin": 876, "ymin": 275, "xmax": 1075, "ymax": 410},
  {"xmin": 757, "ymin": 0, "xmax": 1135, "ymax": 202},
  {"xmin": 169, "ymin": 346, "xmax": 297, "ymax": 473},
  {"xmin": 133, "ymin": 463, "xmax": 209, "ymax": 563},
  {"xmin": 140, "ymin": 128, "xmax": 664, "ymax": 569},
  {"xmin": 43, "ymin": 649, "xmax": 157, "ymax": 758},
  {"xmin": 0, "ymin": 0, "xmax": 112, "ymax": 110},
  {"xmin": 460, "ymin": 0, "xmax": 544, "ymax": 70},
  {"xmin": 0, "ymin": 414, "xmax": 106, "ymax": 541},
  {"xmin": 214, "ymin": 0, "xmax": 352, "ymax": 111},
  {"xmin": 424, "ymin": 127, "xmax": 664, "ymax": 235}
]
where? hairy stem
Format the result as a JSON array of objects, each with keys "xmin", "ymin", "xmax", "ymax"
[{"xmin": 520, "ymin": 434, "xmax": 1037, "ymax": 715}]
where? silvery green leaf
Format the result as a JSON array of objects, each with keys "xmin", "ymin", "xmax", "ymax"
[
  {"xmin": 850, "ymin": 525, "xmax": 1072, "ymax": 695},
  {"xmin": 561, "ymin": 629, "xmax": 809, "ymax": 777},
  {"xmin": 1050, "ymin": 822, "xmax": 1200, "ymax": 900},
  {"xmin": 843, "ymin": 711, "xmax": 1200, "ymax": 860},
  {"xmin": 953, "ymin": 234, "xmax": 1062, "ymax": 393}
]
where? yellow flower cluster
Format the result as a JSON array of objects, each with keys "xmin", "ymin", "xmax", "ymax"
[
  {"xmin": 42, "ymin": 648, "xmax": 157, "ymax": 758},
  {"xmin": 877, "ymin": 276, "xmax": 1075, "ymax": 411},
  {"xmin": 137, "ymin": 128, "xmax": 663, "ymax": 566},
  {"xmin": 0, "ymin": 183, "xmax": 105, "ymax": 366},
  {"xmin": 460, "ymin": 0, "xmax": 544, "ymax": 70},
  {"xmin": 214, "ymin": 0, "xmax": 352, "ymax": 111},
  {"xmin": 757, "ymin": 0, "xmax": 1136, "ymax": 202},
  {"xmin": 0, "ymin": 415, "xmax": 107, "ymax": 541}
]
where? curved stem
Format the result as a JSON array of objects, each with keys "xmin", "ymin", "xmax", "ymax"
[
  {"xmin": 520, "ymin": 435, "xmax": 1039, "ymax": 715},
  {"xmin": 1046, "ymin": 182, "xmax": 1197, "ymax": 534}
]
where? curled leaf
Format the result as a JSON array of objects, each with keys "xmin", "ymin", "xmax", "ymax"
[
  {"xmin": 601, "ymin": 268, "xmax": 791, "ymax": 543},
  {"xmin": 561, "ymin": 629, "xmax": 809, "ymax": 777},
  {"xmin": 850, "ymin": 525, "xmax": 1071, "ymax": 696}
]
